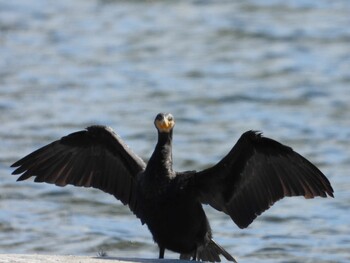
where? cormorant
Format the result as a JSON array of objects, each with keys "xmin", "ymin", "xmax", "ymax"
[{"xmin": 11, "ymin": 113, "xmax": 334, "ymax": 262}]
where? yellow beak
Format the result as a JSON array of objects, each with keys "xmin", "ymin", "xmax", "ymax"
[{"xmin": 159, "ymin": 119, "xmax": 170, "ymax": 130}]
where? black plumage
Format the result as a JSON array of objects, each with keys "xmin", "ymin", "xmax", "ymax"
[{"xmin": 11, "ymin": 113, "xmax": 334, "ymax": 262}]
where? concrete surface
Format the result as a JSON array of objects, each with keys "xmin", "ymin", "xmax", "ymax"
[{"xmin": 0, "ymin": 254, "xmax": 185, "ymax": 263}]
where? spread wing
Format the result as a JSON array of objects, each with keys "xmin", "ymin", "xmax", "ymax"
[
  {"xmin": 11, "ymin": 125, "xmax": 146, "ymax": 212},
  {"xmin": 193, "ymin": 131, "xmax": 334, "ymax": 229}
]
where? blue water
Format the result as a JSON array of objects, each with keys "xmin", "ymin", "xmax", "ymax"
[{"xmin": 0, "ymin": 0, "xmax": 349, "ymax": 262}]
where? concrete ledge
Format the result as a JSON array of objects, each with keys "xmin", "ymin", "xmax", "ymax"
[{"xmin": 0, "ymin": 254, "xmax": 185, "ymax": 263}]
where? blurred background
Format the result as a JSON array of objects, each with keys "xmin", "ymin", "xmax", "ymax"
[{"xmin": 0, "ymin": 0, "xmax": 349, "ymax": 262}]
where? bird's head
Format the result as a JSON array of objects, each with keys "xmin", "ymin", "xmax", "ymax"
[{"xmin": 154, "ymin": 113, "xmax": 175, "ymax": 133}]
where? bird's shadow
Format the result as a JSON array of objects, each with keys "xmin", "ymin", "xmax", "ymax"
[{"xmin": 94, "ymin": 256, "xmax": 191, "ymax": 263}]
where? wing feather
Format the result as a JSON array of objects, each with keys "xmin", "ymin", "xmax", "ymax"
[
  {"xmin": 11, "ymin": 125, "xmax": 146, "ymax": 212},
  {"xmin": 194, "ymin": 131, "xmax": 334, "ymax": 229}
]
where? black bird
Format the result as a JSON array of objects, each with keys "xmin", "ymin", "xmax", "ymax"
[{"xmin": 11, "ymin": 113, "xmax": 334, "ymax": 262}]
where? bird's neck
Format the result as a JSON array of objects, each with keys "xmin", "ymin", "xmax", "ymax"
[{"xmin": 147, "ymin": 131, "xmax": 174, "ymax": 179}]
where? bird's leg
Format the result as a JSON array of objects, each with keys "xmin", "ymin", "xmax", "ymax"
[
  {"xmin": 159, "ymin": 247, "xmax": 165, "ymax": 259},
  {"xmin": 191, "ymin": 248, "xmax": 197, "ymax": 261}
]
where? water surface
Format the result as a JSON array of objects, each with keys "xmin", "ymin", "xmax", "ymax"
[{"xmin": 0, "ymin": 0, "xmax": 349, "ymax": 262}]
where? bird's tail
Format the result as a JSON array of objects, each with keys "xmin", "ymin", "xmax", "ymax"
[{"xmin": 180, "ymin": 239, "xmax": 237, "ymax": 262}]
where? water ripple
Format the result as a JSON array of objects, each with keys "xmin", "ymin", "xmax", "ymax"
[{"xmin": 0, "ymin": 0, "xmax": 348, "ymax": 262}]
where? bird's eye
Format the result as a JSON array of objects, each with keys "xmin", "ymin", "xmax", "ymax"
[
  {"xmin": 156, "ymin": 114, "xmax": 164, "ymax": 121},
  {"xmin": 167, "ymin": 115, "xmax": 173, "ymax": 121}
]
